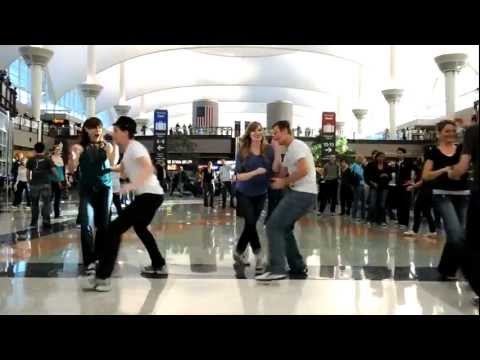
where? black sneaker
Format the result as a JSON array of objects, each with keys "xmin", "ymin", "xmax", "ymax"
[
  {"xmin": 289, "ymin": 267, "xmax": 308, "ymax": 279},
  {"xmin": 43, "ymin": 222, "xmax": 52, "ymax": 229},
  {"xmin": 141, "ymin": 265, "xmax": 168, "ymax": 277}
]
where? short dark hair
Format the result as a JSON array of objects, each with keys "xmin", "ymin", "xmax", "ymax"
[
  {"xmin": 113, "ymin": 116, "xmax": 137, "ymax": 139},
  {"xmin": 371, "ymin": 149, "xmax": 378, "ymax": 156},
  {"xmin": 272, "ymin": 120, "xmax": 292, "ymax": 135},
  {"xmin": 397, "ymin": 147, "xmax": 406, "ymax": 154},
  {"xmin": 375, "ymin": 151, "xmax": 385, "ymax": 159},
  {"xmin": 436, "ymin": 119, "xmax": 456, "ymax": 132},
  {"xmin": 34, "ymin": 142, "xmax": 45, "ymax": 153}
]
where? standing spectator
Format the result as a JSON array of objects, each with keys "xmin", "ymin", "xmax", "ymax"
[
  {"xmin": 188, "ymin": 124, "xmax": 193, "ymax": 135},
  {"xmin": 12, "ymin": 157, "xmax": 31, "ymax": 209},
  {"xmin": 182, "ymin": 124, "xmax": 187, "ymax": 135},
  {"xmin": 11, "ymin": 152, "xmax": 23, "ymax": 196},
  {"xmin": 155, "ymin": 160, "xmax": 167, "ymax": 191},
  {"xmin": 27, "ymin": 143, "xmax": 56, "ymax": 228},
  {"xmin": 339, "ymin": 158, "xmax": 353, "ymax": 216},
  {"xmin": 366, "ymin": 152, "xmax": 392, "ymax": 227},
  {"xmin": 351, "ymin": 155, "xmax": 366, "ymax": 223},
  {"xmin": 422, "ymin": 120, "xmax": 469, "ymax": 281},
  {"xmin": 394, "ymin": 147, "xmax": 416, "ymax": 229},
  {"xmin": 175, "ymin": 123, "xmax": 180, "ymax": 134},
  {"xmin": 50, "ymin": 144, "xmax": 66, "ymax": 219},
  {"xmin": 318, "ymin": 155, "xmax": 339, "ymax": 216},
  {"xmin": 218, "ymin": 159, "xmax": 235, "ymax": 209},
  {"xmin": 363, "ymin": 150, "xmax": 379, "ymax": 222},
  {"xmin": 202, "ymin": 162, "xmax": 215, "ymax": 208}
]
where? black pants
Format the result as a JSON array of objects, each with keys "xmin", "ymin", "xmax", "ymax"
[
  {"xmin": 396, "ymin": 186, "xmax": 412, "ymax": 227},
  {"xmin": 386, "ymin": 186, "xmax": 397, "ymax": 221},
  {"xmin": 96, "ymin": 193, "xmax": 165, "ymax": 280},
  {"xmin": 412, "ymin": 189, "xmax": 435, "ymax": 233},
  {"xmin": 112, "ymin": 193, "xmax": 123, "ymax": 215},
  {"xmin": 461, "ymin": 190, "xmax": 479, "ymax": 297},
  {"xmin": 13, "ymin": 181, "xmax": 30, "ymax": 206},
  {"xmin": 203, "ymin": 182, "xmax": 214, "ymax": 207},
  {"xmin": 51, "ymin": 182, "xmax": 62, "ymax": 218},
  {"xmin": 221, "ymin": 181, "xmax": 235, "ymax": 208},
  {"xmin": 236, "ymin": 192, "xmax": 266, "ymax": 254},
  {"xmin": 265, "ymin": 187, "xmax": 283, "ymax": 223},
  {"xmin": 170, "ymin": 180, "xmax": 181, "ymax": 196},
  {"xmin": 340, "ymin": 184, "xmax": 353, "ymax": 215},
  {"xmin": 319, "ymin": 179, "xmax": 338, "ymax": 214}
]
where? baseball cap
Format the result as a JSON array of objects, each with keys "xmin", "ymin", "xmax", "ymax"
[{"xmin": 112, "ymin": 116, "xmax": 137, "ymax": 135}]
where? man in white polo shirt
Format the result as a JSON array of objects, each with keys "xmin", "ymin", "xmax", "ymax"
[
  {"xmin": 84, "ymin": 116, "xmax": 167, "ymax": 292},
  {"xmin": 256, "ymin": 120, "xmax": 318, "ymax": 281}
]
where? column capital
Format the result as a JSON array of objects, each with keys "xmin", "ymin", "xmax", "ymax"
[
  {"xmin": 79, "ymin": 83, "xmax": 103, "ymax": 99},
  {"xmin": 435, "ymin": 53, "xmax": 467, "ymax": 73},
  {"xmin": 352, "ymin": 108, "xmax": 368, "ymax": 120},
  {"xmin": 19, "ymin": 46, "xmax": 54, "ymax": 67},
  {"xmin": 382, "ymin": 88, "xmax": 403, "ymax": 104},
  {"xmin": 113, "ymin": 104, "xmax": 131, "ymax": 117}
]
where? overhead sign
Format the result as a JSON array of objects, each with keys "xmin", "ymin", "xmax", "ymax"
[
  {"xmin": 154, "ymin": 109, "xmax": 168, "ymax": 166},
  {"xmin": 321, "ymin": 112, "xmax": 336, "ymax": 158}
]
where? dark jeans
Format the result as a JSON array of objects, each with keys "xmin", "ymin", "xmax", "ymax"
[
  {"xmin": 170, "ymin": 180, "xmax": 181, "ymax": 196},
  {"xmin": 461, "ymin": 190, "xmax": 479, "ymax": 296},
  {"xmin": 203, "ymin": 182, "xmax": 214, "ymax": 207},
  {"xmin": 96, "ymin": 193, "xmax": 165, "ymax": 280},
  {"xmin": 266, "ymin": 189, "xmax": 316, "ymax": 274},
  {"xmin": 266, "ymin": 187, "xmax": 284, "ymax": 223},
  {"xmin": 221, "ymin": 181, "xmax": 235, "ymax": 208},
  {"xmin": 367, "ymin": 187, "xmax": 388, "ymax": 224},
  {"xmin": 79, "ymin": 187, "xmax": 112, "ymax": 266},
  {"xmin": 112, "ymin": 193, "xmax": 123, "ymax": 215},
  {"xmin": 13, "ymin": 181, "xmax": 30, "ymax": 206},
  {"xmin": 319, "ymin": 179, "xmax": 338, "ymax": 214},
  {"xmin": 340, "ymin": 184, "xmax": 353, "ymax": 215},
  {"xmin": 386, "ymin": 185, "xmax": 398, "ymax": 221},
  {"xmin": 51, "ymin": 181, "xmax": 62, "ymax": 217},
  {"xmin": 351, "ymin": 185, "xmax": 365, "ymax": 220},
  {"xmin": 396, "ymin": 186, "xmax": 412, "ymax": 227},
  {"xmin": 433, "ymin": 194, "xmax": 469, "ymax": 277},
  {"xmin": 412, "ymin": 189, "xmax": 435, "ymax": 233},
  {"xmin": 236, "ymin": 192, "xmax": 266, "ymax": 254},
  {"xmin": 30, "ymin": 184, "xmax": 52, "ymax": 225}
]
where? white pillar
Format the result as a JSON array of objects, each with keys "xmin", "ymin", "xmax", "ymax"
[
  {"xmin": 19, "ymin": 46, "xmax": 54, "ymax": 142},
  {"xmin": 389, "ymin": 45, "xmax": 397, "ymax": 81},
  {"xmin": 266, "ymin": 101, "xmax": 293, "ymax": 128},
  {"xmin": 79, "ymin": 45, "xmax": 102, "ymax": 119},
  {"xmin": 435, "ymin": 53, "xmax": 467, "ymax": 119},
  {"xmin": 382, "ymin": 89, "xmax": 403, "ymax": 139},
  {"xmin": 113, "ymin": 62, "xmax": 131, "ymax": 117},
  {"xmin": 352, "ymin": 109, "xmax": 367, "ymax": 139}
]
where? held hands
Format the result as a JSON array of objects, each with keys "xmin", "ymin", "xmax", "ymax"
[
  {"xmin": 253, "ymin": 167, "xmax": 267, "ymax": 176},
  {"xmin": 270, "ymin": 177, "xmax": 287, "ymax": 190}
]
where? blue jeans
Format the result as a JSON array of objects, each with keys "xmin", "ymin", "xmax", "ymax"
[
  {"xmin": 433, "ymin": 194, "xmax": 469, "ymax": 277},
  {"xmin": 266, "ymin": 189, "xmax": 316, "ymax": 274},
  {"xmin": 351, "ymin": 184, "xmax": 366, "ymax": 220},
  {"xmin": 78, "ymin": 187, "xmax": 112, "ymax": 266},
  {"xmin": 30, "ymin": 184, "xmax": 52, "ymax": 225}
]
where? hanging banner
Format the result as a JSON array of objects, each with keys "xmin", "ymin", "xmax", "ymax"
[
  {"xmin": 321, "ymin": 112, "xmax": 336, "ymax": 157},
  {"xmin": 234, "ymin": 121, "xmax": 241, "ymax": 137},
  {"xmin": 153, "ymin": 109, "xmax": 168, "ymax": 166}
]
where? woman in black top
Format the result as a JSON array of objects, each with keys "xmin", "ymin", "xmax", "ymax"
[
  {"xmin": 365, "ymin": 152, "xmax": 392, "ymax": 226},
  {"xmin": 339, "ymin": 158, "xmax": 353, "ymax": 216},
  {"xmin": 422, "ymin": 120, "xmax": 469, "ymax": 280},
  {"xmin": 202, "ymin": 161, "xmax": 215, "ymax": 208}
]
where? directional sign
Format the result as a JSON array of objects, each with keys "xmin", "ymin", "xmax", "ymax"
[
  {"xmin": 321, "ymin": 112, "xmax": 336, "ymax": 158},
  {"xmin": 154, "ymin": 109, "xmax": 168, "ymax": 165}
]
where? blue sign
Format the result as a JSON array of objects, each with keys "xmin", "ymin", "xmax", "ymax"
[
  {"xmin": 154, "ymin": 109, "xmax": 168, "ymax": 166},
  {"xmin": 154, "ymin": 109, "xmax": 168, "ymax": 133}
]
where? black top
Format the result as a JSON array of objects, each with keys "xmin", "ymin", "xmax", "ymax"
[
  {"xmin": 202, "ymin": 168, "xmax": 214, "ymax": 184},
  {"xmin": 363, "ymin": 161, "xmax": 376, "ymax": 186},
  {"xmin": 26, "ymin": 156, "xmax": 54, "ymax": 186},
  {"xmin": 340, "ymin": 167, "xmax": 353, "ymax": 186},
  {"xmin": 393, "ymin": 159, "xmax": 416, "ymax": 187},
  {"xmin": 367, "ymin": 163, "xmax": 392, "ymax": 189},
  {"xmin": 462, "ymin": 124, "xmax": 479, "ymax": 192},
  {"xmin": 425, "ymin": 144, "xmax": 468, "ymax": 191}
]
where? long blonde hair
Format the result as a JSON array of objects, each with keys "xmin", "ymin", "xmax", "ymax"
[{"xmin": 239, "ymin": 122, "xmax": 268, "ymax": 161}]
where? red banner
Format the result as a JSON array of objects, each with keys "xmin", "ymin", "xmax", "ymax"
[{"xmin": 322, "ymin": 112, "xmax": 336, "ymax": 135}]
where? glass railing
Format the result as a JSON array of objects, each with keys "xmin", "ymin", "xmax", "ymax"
[{"xmin": 169, "ymin": 127, "xmax": 233, "ymax": 136}]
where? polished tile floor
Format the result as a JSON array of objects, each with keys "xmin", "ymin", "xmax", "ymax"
[{"xmin": 0, "ymin": 197, "xmax": 478, "ymax": 315}]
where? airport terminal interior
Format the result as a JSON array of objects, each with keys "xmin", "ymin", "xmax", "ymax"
[{"xmin": 0, "ymin": 45, "xmax": 478, "ymax": 315}]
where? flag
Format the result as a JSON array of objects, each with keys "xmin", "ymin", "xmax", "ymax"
[{"xmin": 196, "ymin": 106, "xmax": 214, "ymax": 128}]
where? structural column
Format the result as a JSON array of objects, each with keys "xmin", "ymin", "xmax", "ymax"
[
  {"xmin": 352, "ymin": 109, "xmax": 367, "ymax": 139},
  {"xmin": 136, "ymin": 95, "xmax": 150, "ymax": 134},
  {"xmin": 192, "ymin": 99, "xmax": 219, "ymax": 128},
  {"xmin": 19, "ymin": 46, "xmax": 54, "ymax": 141},
  {"xmin": 266, "ymin": 100, "xmax": 293, "ymax": 129},
  {"xmin": 382, "ymin": 89, "xmax": 403, "ymax": 138},
  {"xmin": 79, "ymin": 45, "xmax": 103, "ymax": 118},
  {"xmin": 434, "ymin": 53, "xmax": 468, "ymax": 119},
  {"xmin": 113, "ymin": 62, "xmax": 131, "ymax": 118}
]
